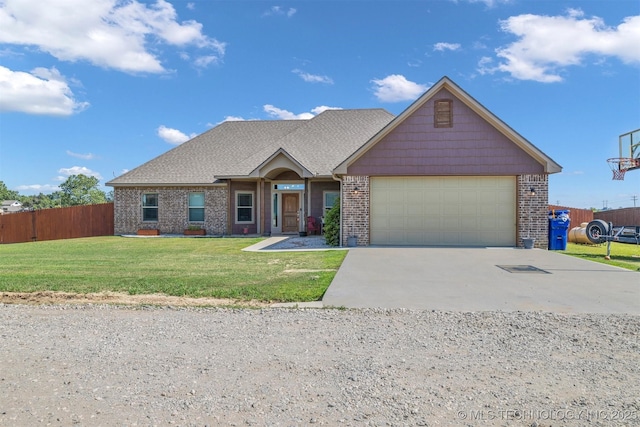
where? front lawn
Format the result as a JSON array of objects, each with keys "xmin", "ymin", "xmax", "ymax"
[
  {"xmin": 0, "ymin": 237, "xmax": 347, "ymax": 302},
  {"xmin": 562, "ymin": 242, "xmax": 640, "ymax": 271}
]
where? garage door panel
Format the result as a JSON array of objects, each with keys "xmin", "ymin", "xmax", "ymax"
[{"xmin": 371, "ymin": 176, "xmax": 515, "ymax": 246}]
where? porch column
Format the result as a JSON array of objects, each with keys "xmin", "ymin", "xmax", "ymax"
[
  {"xmin": 259, "ymin": 179, "xmax": 265, "ymax": 235},
  {"xmin": 304, "ymin": 178, "xmax": 309, "ymax": 233}
]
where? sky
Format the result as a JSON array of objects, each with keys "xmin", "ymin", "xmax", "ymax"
[{"xmin": 0, "ymin": 0, "xmax": 639, "ymax": 210}]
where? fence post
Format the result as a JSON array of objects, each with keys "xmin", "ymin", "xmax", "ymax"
[{"xmin": 32, "ymin": 210, "xmax": 37, "ymax": 242}]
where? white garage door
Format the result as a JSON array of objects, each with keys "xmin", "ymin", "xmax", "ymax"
[{"xmin": 370, "ymin": 176, "xmax": 516, "ymax": 246}]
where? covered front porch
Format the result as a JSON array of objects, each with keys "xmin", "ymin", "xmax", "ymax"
[{"xmin": 223, "ymin": 149, "xmax": 339, "ymax": 237}]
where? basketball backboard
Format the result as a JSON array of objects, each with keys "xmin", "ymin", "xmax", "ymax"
[
  {"xmin": 619, "ymin": 128, "xmax": 640, "ymax": 170},
  {"xmin": 608, "ymin": 129, "xmax": 640, "ymax": 180}
]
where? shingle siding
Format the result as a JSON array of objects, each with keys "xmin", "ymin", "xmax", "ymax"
[
  {"xmin": 114, "ymin": 187, "xmax": 227, "ymax": 235},
  {"xmin": 309, "ymin": 180, "xmax": 340, "ymax": 221},
  {"xmin": 347, "ymin": 89, "xmax": 544, "ymax": 176}
]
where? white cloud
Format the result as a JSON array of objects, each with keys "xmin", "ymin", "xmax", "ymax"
[
  {"xmin": 456, "ymin": 0, "xmax": 512, "ymax": 7},
  {"xmin": 263, "ymin": 105, "xmax": 342, "ymax": 120},
  {"xmin": 371, "ymin": 75, "xmax": 428, "ymax": 102},
  {"xmin": 481, "ymin": 9, "xmax": 640, "ymax": 82},
  {"xmin": 433, "ymin": 42, "xmax": 461, "ymax": 52},
  {"xmin": 264, "ymin": 105, "xmax": 313, "ymax": 120},
  {"xmin": 186, "ymin": 3, "xmax": 195, "ymax": 11},
  {"xmin": 292, "ymin": 69, "xmax": 334, "ymax": 84},
  {"xmin": 58, "ymin": 166, "xmax": 103, "ymax": 180},
  {"xmin": 15, "ymin": 184, "xmax": 60, "ymax": 193},
  {"xmin": 0, "ymin": 66, "xmax": 89, "ymax": 116},
  {"xmin": 0, "ymin": 0, "xmax": 226, "ymax": 73},
  {"xmin": 157, "ymin": 125, "xmax": 196, "ymax": 145},
  {"xmin": 310, "ymin": 106, "xmax": 342, "ymax": 115},
  {"xmin": 223, "ymin": 116, "xmax": 247, "ymax": 122},
  {"xmin": 193, "ymin": 55, "xmax": 220, "ymax": 68},
  {"xmin": 263, "ymin": 6, "xmax": 296, "ymax": 18},
  {"xmin": 66, "ymin": 150, "xmax": 96, "ymax": 160}
]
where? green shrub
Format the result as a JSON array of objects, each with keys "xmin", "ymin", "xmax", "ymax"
[{"xmin": 324, "ymin": 198, "xmax": 340, "ymax": 247}]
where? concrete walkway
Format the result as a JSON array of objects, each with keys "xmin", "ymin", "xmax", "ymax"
[{"xmin": 322, "ymin": 247, "xmax": 640, "ymax": 313}]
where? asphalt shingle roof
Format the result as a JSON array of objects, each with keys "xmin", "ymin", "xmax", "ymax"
[{"xmin": 108, "ymin": 109, "xmax": 394, "ymax": 185}]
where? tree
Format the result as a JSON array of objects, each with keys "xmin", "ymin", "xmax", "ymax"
[
  {"xmin": 323, "ymin": 198, "xmax": 340, "ymax": 247},
  {"xmin": 59, "ymin": 174, "xmax": 108, "ymax": 206},
  {"xmin": 20, "ymin": 192, "xmax": 62, "ymax": 210},
  {"xmin": 0, "ymin": 181, "xmax": 19, "ymax": 201}
]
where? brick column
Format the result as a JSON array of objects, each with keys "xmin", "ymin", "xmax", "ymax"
[
  {"xmin": 342, "ymin": 176, "xmax": 369, "ymax": 246},
  {"xmin": 517, "ymin": 174, "xmax": 548, "ymax": 249}
]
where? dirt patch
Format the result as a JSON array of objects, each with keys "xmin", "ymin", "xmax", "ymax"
[
  {"xmin": 283, "ymin": 269, "xmax": 336, "ymax": 273},
  {"xmin": 0, "ymin": 291, "xmax": 270, "ymax": 307}
]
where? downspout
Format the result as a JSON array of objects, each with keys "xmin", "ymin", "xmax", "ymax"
[{"xmin": 332, "ymin": 174, "xmax": 343, "ymax": 247}]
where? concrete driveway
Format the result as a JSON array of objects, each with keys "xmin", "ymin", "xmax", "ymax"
[{"xmin": 322, "ymin": 247, "xmax": 640, "ymax": 313}]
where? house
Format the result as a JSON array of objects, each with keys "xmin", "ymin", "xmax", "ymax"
[
  {"xmin": 107, "ymin": 76, "xmax": 561, "ymax": 248},
  {"xmin": 1, "ymin": 200, "xmax": 22, "ymax": 214}
]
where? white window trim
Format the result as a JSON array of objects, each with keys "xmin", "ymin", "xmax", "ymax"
[
  {"xmin": 188, "ymin": 192, "xmax": 205, "ymax": 222},
  {"xmin": 235, "ymin": 191, "xmax": 255, "ymax": 224},
  {"xmin": 142, "ymin": 193, "xmax": 159, "ymax": 222},
  {"xmin": 323, "ymin": 190, "xmax": 339, "ymax": 213}
]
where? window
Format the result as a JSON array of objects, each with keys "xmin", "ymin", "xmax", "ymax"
[
  {"xmin": 323, "ymin": 191, "xmax": 339, "ymax": 213},
  {"xmin": 142, "ymin": 193, "xmax": 158, "ymax": 222},
  {"xmin": 434, "ymin": 99, "xmax": 453, "ymax": 128},
  {"xmin": 188, "ymin": 192, "xmax": 205, "ymax": 222},
  {"xmin": 236, "ymin": 192, "xmax": 254, "ymax": 223}
]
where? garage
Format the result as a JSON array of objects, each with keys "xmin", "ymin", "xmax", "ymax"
[{"xmin": 370, "ymin": 176, "xmax": 516, "ymax": 246}]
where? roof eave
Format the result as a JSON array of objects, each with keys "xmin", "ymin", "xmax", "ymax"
[{"xmin": 107, "ymin": 181, "xmax": 227, "ymax": 187}]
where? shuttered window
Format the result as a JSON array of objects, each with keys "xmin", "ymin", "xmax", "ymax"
[{"xmin": 434, "ymin": 99, "xmax": 453, "ymax": 128}]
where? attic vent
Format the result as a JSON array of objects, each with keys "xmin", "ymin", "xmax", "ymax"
[{"xmin": 434, "ymin": 99, "xmax": 453, "ymax": 128}]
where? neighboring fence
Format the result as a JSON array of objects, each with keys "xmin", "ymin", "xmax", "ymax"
[
  {"xmin": 548, "ymin": 205, "xmax": 594, "ymax": 227},
  {"xmin": 595, "ymin": 207, "xmax": 640, "ymax": 226},
  {"xmin": 0, "ymin": 203, "xmax": 114, "ymax": 244}
]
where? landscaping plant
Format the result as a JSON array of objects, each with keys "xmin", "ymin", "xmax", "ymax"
[{"xmin": 323, "ymin": 198, "xmax": 340, "ymax": 247}]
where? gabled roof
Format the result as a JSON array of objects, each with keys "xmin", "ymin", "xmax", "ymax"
[
  {"xmin": 333, "ymin": 76, "xmax": 562, "ymax": 175},
  {"xmin": 107, "ymin": 109, "xmax": 394, "ymax": 186}
]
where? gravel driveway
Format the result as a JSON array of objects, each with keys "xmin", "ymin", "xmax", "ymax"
[{"xmin": 1, "ymin": 305, "xmax": 638, "ymax": 426}]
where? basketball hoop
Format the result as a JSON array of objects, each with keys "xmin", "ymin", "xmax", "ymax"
[{"xmin": 607, "ymin": 158, "xmax": 639, "ymax": 180}]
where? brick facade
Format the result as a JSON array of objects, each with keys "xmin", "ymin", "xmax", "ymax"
[
  {"xmin": 341, "ymin": 176, "xmax": 370, "ymax": 246},
  {"xmin": 517, "ymin": 174, "xmax": 549, "ymax": 249},
  {"xmin": 113, "ymin": 186, "xmax": 227, "ymax": 235}
]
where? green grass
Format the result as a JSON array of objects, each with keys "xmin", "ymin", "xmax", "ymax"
[
  {"xmin": 0, "ymin": 237, "xmax": 347, "ymax": 302},
  {"xmin": 562, "ymin": 242, "xmax": 640, "ymax": 271}
]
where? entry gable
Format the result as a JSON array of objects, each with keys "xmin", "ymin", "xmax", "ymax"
[
  {"xmin": 334, "ymin": 76, "xmax": 562, "ymax": 176},
  {"xmin": 247, "ymin": 148, "xmax": 313, "ymax": 179}
]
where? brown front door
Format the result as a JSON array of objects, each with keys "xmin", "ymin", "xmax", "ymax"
[{"xmin": 282, "ymin": 193, "xmax": 299, "ymax": 233}]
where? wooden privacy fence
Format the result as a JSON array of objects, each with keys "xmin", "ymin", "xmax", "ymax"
[
  {"xmin": 548, "ymin": 205, "xmax": 594, "ymax": 227},
  {"xmin": 0, "ymin": 203, "xmax": 114, "ymax": 244},
  {"xmin": 595, "ymin": 207, "xmax": 640, "ymax": 226}
]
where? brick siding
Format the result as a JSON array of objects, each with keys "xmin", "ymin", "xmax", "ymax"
[
  {"xmin": 341, "ymin": 176, "xmax": 370, "ymax": 246},
  {"xmin": 113, "ymin": 186, "xmax": 227, "ymax": 235},
  {"xmin": 517, "ymin": 174, "xmax": 549, "ymax": 248}
]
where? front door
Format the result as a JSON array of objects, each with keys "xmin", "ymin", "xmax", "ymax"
[{"xmin": 282, "ymin": 193, "xmax": 299, "ymax": 233}]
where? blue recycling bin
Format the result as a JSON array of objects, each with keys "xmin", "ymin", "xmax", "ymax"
[{"xmin": 548, "ymin": 210, "xmax": 570, "ymax": 250}]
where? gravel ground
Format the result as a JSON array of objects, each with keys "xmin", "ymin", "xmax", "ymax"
[{"xmin": 1, "ymin": 305, "xmax": 638, "ymax": 427}]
